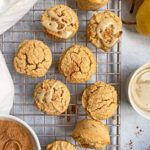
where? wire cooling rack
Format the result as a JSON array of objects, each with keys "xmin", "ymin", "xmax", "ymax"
[{"xmin": 0, "ymin": 0, "xmax": 121, "ymax": 149}]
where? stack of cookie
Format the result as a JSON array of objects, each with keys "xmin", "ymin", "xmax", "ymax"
[{"xmin": 13, "ymin": 1, "xmax": 122, "ymax": 149}]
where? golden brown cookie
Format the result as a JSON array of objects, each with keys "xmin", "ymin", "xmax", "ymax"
[
  {"xmin": 59, "ymin": 44, "xmax": 96, "ymax": 83},
  {"xmin": 72, "ymin": 119, "xmax": 110, "ymax": 149},
  {"xmin": 13, "ymin": 40, "xmax": 52, "ymax": 78},
  {"xmin": 82, "ymin": 81, "xmax": 118, "ymax": 120},
  {"xmin": 46, "ymin": 141, "xmax": 76, "ymax": 150},
  {"xmin": 76, "ymin": 0, "xmax": 109, "ymax": 10},
  {"xmin": 34, "ymin": 79, "xmax": 70, "ymax": 115},
  {"xmin": 41, "ymin": 4, "xmax": 79, "ymax": 41},
  {"xmin": 87, "ymin": 11, "xmax": 122, "ymax": 52}
]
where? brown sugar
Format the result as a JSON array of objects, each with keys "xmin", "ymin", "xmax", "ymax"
[{"xmin": 0, "ymin": 120, "xmax": 33, "ymax": 150}]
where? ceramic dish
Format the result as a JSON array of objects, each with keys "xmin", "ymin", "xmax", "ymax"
[
  {"xmin": 0, "ymin": 115, "xmax": 41, "ymax": 150},
  {"xmin": 127, "ymin": 63, "xmax": 150, "ymax": 119}
]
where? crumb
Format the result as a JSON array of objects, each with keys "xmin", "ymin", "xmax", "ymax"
[
  {"xmin": 67, "ymin": 116, "xmax": 70, "ymax": 122},
  {"xmin": 139, "ymin": 129, "xmax": 143, "ymax": 132},
  {"xmin": 71, "ymin": 105, "xmax": 76, "ymax": 114},
  {"xmin": 67, "ymin": 108, "xmax": 71, "ymax": 122},
  {"xmin": 128, "ymin": 140, "xmax": 133, "ymax": 150},
  {"xmin": 125, "ymin": 140, "xmax": 134, "ymax": 150},
  {"xmin": 135, "ymin": 126, "xmax": 144, "ymax": 136},
  {"xmin": 112, "ymin": 116, "xmax": 117, "ymax": 120}
]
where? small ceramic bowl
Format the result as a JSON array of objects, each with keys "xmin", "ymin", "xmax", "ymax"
[
  {"xmin": 127, "ymin": 63, "xmax": 150, "ymax": 119},
  {"xmin": 0, "ymin": 115, "xmax": 41, "ymax": 150}
]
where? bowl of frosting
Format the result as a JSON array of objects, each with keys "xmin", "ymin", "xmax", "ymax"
[
  {"xmin": 0, "ymin": 115, "xmax": 41, "ymax": 150},
  {"xmin": 127, "ymin": 63, "xmax": 150, "ymax": 119}
]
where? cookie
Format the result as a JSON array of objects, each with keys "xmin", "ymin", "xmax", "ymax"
[
  {"xmin": 82, "ymin": 81, "xmax": 118, "ymax": 120},
  {"xmin": 41, "ymin": 4, "xmax": 79, "ymax": 41},
  {"xmin": 72, "ymin": 119, "xmax": 110, "ymax": 149},
  {"xmin": 76, "ymin": 0, "xmax": 109, "ymax": 10},
  {"xmin": 46, "ymin": 141, "xmax": 76, "ymax": 150},
  {"xmin": 87, "ymin": 11, "xmax": 122, "ymax": 52},
  {"xmin": 34, "ymin": 79, "xmax": 70, "ymax": 115},
  {"xmin": 13, "ymin": 40, "xmax": 52, "ymax": 78},
  {"xmin": 59, "ymin": 44, "xmax": 96, "ymax": 83}
]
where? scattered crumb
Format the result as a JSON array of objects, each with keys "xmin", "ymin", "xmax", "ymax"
[
  {"xmin": 135, "ymin": 126, "xmax": 144, "ymax": 136},
  {"xmin": 127, "ymin": 140, "xmax": 133, "ymax": 150},
  {"xmin": 67, "ymin": 109, "xmax": 71, "ymax": 122},
  {"xmin": 66, "ymin": 105, "xmax": 77, "ymax": 122},
  {"xmin": 71, "ymin": 105, "xmax": 76, "ymax": 114},
  {"xmin": 112, "ymin": 115, "xmax": 117, "ymax": 121},
  {"xmin": 125, "ymin": 140, "xmax": 134, "ymax": 150}
]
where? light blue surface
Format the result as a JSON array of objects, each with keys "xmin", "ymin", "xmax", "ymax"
[{"xmin": 121, "ymin": 1, "xmax": 150, "ymax": 149}]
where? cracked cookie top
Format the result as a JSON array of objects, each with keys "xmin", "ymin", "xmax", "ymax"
[
  {"xmin": 59, "ymin": 44, "xmax": 96, "ymax": 83},
  {"xmin": 41, "ymin": 4, "xmax": 79, "ymax": 40},
  {"xmin": 13, "ymin": 40, "xmax": 52, "ymax": 77},
  {"xmin": 34, "ymin": 79, "xmax": 70, "ymax": 115},
  {"xmin": 46, "ymin": 141, "xmax": 76, "ymax": 150},
  {"xmin": 72, "ymin": 119, "xmax": 110, "ymax": 149},
  {"xmin": 82, "ymin": 81, "xmax": 118, "ymax": 120},
  {"xmin": 87, "ymin": 11, "xmax": 122, "ymax": 52}
]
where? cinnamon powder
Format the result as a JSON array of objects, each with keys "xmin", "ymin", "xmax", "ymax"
[{"xmin": 0, "ymin": 120, "xmax": 33, "ymax": 150}]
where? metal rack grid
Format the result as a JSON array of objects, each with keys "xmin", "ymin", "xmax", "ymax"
[{"xmin": 0, "ymin": 0, "xmax": 121, "ymax": 149}]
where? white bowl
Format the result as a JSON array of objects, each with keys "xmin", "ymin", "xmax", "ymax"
[
  {"xmin": 0, "ymin": 115, "xmax": 41, "ymax": 150},
  {"xmin": 127, "ymin": 63, "xmax": 150, "ymax": 119}
]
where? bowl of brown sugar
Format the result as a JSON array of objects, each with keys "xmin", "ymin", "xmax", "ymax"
[{"xmin": 0, "ymin": 115, "xmax": 41, "ymax": 150}]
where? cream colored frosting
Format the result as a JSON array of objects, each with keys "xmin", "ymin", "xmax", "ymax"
[
  {"xmin": 131, "ymin": 69, "xmax": 150, "ymax": 111},
  {"xmin": 44, "ymin": 9, "xmax": 74, "ymax": 39},
  {"xmin": 96, "ymin": 18, "xmax": 121, "ymax": 47}
]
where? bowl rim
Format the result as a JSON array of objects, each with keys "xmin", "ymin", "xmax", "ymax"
[
  {"xmin": 127, "ymin": 63, "xmax": 150, "ymax": 119},
  {"xmin": 0, "ymin": 114, "xmax": 41, "ymax": 150}
]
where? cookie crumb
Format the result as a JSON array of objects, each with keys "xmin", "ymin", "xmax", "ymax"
[
  {"xmin": 128, "ymin": 140, "xmax": 133, "ymax": 150},
  {"xmin": 71, "ymin": 105, "xmax": 76, "ymax": 114},
  {"xmin": 112, "ymin": 116, "xmax": 117, "ymax": 120},
  {"xmin": 135, "ymin": 126, "xmax": 144, "ymax": 136},
  {"xmin": 67, "ymin": 108, "xmax": 71, "ymax": 122}
]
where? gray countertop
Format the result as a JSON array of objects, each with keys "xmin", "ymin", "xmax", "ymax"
[{"xmin": 121, "ymin": 1, "xmax": 150, "ymax": 149}]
